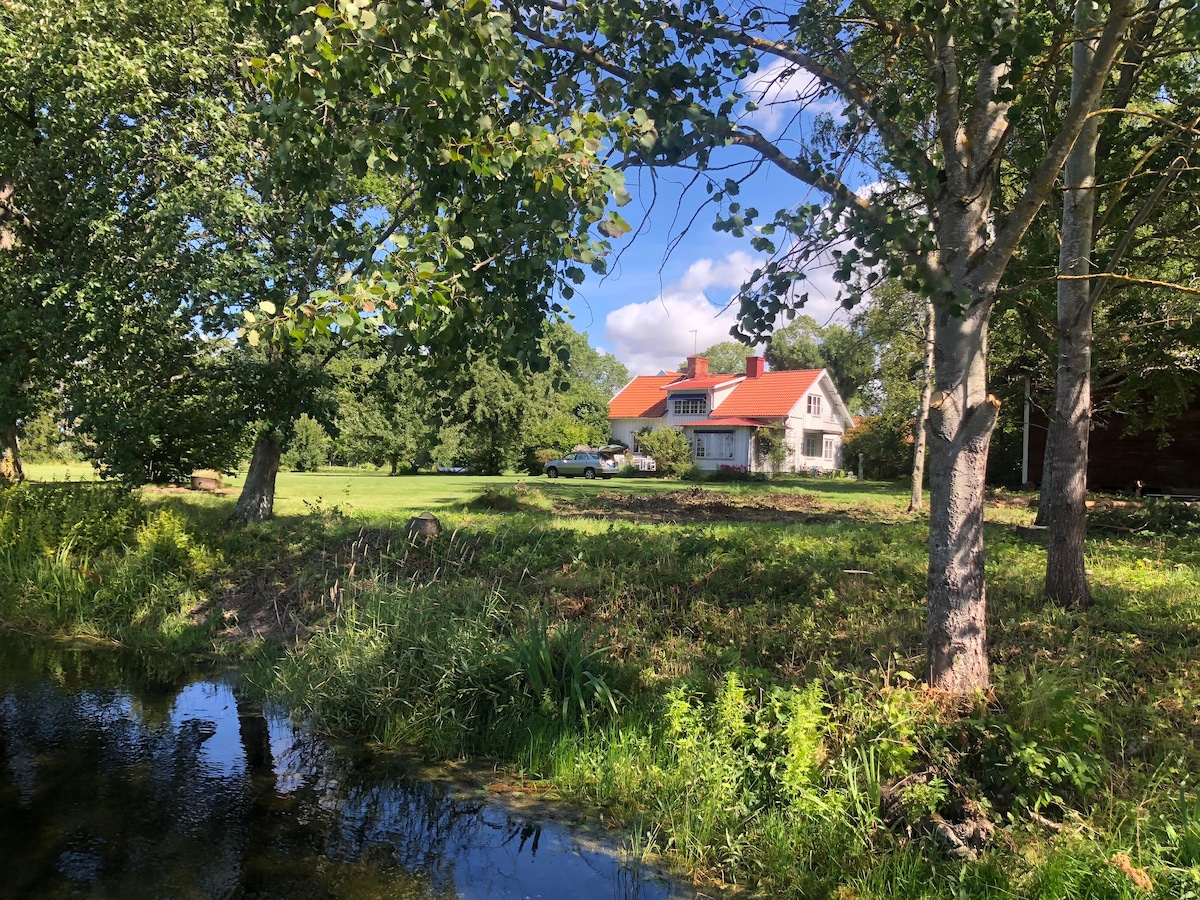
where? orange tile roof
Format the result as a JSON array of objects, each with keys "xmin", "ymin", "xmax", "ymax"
[
  {"xmin": 714, "ymin": 370, "xmax": 823, "ymax": 418},
  {"xmin": 608, "ymin": 374, "xmax": 683, "ymax": 418}
]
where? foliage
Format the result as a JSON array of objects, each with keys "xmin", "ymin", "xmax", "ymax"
[
  {"xmin": 754, "ymin": 424, "xmax": 789, "ymax": 473},
  {"xmin": 522, "ymin": 448, "xmax": 561, "ymax": 477},
  {"xmin": 19, "ymin": 407, "xmax": 77, "ymax": 463},
  {"xmin": 635, "ymin": 427, "xmax": 693, "ymax": 476},
  {"xmin": 443, "ymin": 355, "xmax": 531, "ymax": 475},
  {"xmin": 281, "ymin": 415, "xmax": 330, "ymax": 472},
  {"xmin": 516, "ymin": 323, "xmax": 626, "ymax": 458},
  {"xmin": 843, "ymin": 416, "xmax": 913, "ymax": 481},
  {"xmin": 232, "ymin": 0, "xmax": 632, "ymax": 369},
  {"xmin": 766, "ymin": 317, "xmax": 876, "ymax": 409},
  {"xmin": 955, "ymin": 667, "xmax": 1109, "ymax": 815},
  {"xmin": 0, "ymin": 0, "xmax": 251, "ymax": 477},
  {"xmin": 498, "ymin": 613, "xmax": 619, "ymax": 728},
  {"xmin": 766, "ymin": 317, "xmax": 827, "ymax": 372},
  {"xmin": 0, "ymin": 482, "xmax": 143, "ymax": 557},
  {"xmin": 0, "ymin": 487, "xmax": 216, "ymax": 652},
  {"xmin": 329, "ymin": 347, "xmax": 434, "ymax": 474},
  {"xmin": 69, "ymin": 331, "xmax": 251, "ymax": 485},
  {"xmin": 708, "ymin": 464, "xmax": 760, "ymax": 483}
]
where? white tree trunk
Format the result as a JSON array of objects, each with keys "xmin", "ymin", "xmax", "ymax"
[
  {"xmin": 1044, "ymin": 0, "xmax": 1102, "ymax": 609},
  {"xmin": 909, "ymin": 299, "xmax": 936, "ymax": 512},
  {"xmin": 926, "ymin": 299, "xmax": 998, "ymax": 693}
]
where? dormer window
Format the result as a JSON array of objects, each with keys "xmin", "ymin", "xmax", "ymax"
[
  {"xmin": 673, "ymin": 397, "xmax": 706, "ymax": 416},
  {"xmin": 806, "ymin": 395, "xmax": 822, "ymax": 416}
]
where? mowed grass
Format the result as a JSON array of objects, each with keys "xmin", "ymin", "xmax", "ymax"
[
  {"xmin": 26, "ymin": 461, "xmax": 910, "ymax": 517},
  {"xmin": 7, "ymin": 466, "xmax": 1200, "ymax": 898}
]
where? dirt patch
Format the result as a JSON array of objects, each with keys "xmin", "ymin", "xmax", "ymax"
[
  {"xmin": 556, "ymin": 487, "xmax": 894, "ymax": 526},
  {"xmin": 141, "ymin": 484, "xmax": 239, "ymax": 497},
  {"xmin": 189, "ymin": 525, "xmax": 409, "ymax": 647}
]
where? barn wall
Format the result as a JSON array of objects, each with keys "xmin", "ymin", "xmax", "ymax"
[{"xmin": 1027, "ymin": 407, "xmax": 1200, "ymax": 494}]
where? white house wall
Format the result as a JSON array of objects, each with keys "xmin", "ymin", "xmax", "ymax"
[
  {"xmin": 796, "ymin": 378, "xmax": 849, "ymax": 471},
  {"xmin": 610, "ymin": 418, "xmax": 665, "ymax": 448}
]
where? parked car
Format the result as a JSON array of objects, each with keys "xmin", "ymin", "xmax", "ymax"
[{"xmin": 543, "ymin": 450, "xmax": 619, "ymax": 479}]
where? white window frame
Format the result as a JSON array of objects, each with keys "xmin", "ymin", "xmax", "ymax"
[
  {"xmin": 673, "ymin": 398, "xmax": 707, "ymax": 417},
  {"xmin": 823, "ymin": 436, "xmax": 837, "ymax": 461},
  {"xmin": 803, "ymin": 434, "xmax": 822, "ymax": 457},
  {"xmin": 806, "ymin": 394, "xmax": 822, "ymax": 416},
  {"xmin": 693, "ymin": 431, "xmax": 735, "ymax": 460}
]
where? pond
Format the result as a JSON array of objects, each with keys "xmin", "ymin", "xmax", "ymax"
[{"xmin": 0, "ymin": 635, "xmax": 695, "ymax": 899}]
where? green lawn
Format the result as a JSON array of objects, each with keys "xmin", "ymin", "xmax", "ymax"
[{"xmin": 25, "ymin": 461, "xmax": 914, "ymax": 518}]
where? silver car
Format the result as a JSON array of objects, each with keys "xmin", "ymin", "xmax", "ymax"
[{"xmin": 543, "ymin": 450, "xmax": 618, "ymax": 479}]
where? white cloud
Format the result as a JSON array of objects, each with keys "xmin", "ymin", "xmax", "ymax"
[
  {"xmin": 739, "ymin": 57, "xmax": 843, "ymax": 133},
  {"xmin": 604, "ymin": 251, "xmax": 846, "ymax": 376}
]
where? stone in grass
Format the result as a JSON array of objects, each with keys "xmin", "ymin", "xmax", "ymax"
[{"xmin": 407, "ymin": 512, "xmax": 442, "ymax": 539}]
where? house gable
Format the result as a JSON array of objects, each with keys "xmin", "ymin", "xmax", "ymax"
[{"xmin": 608, "ymin": 373, "xmax": 682, "ymax": 419}]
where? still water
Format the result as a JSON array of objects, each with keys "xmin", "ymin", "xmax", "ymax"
[{"xmin": 0, "ymin": 636, "xmax": 694, "ymax": 899}]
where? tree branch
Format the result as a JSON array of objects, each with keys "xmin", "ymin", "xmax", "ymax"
[{"xmin": 978, "ymin": 0, "xmax": 1136, "ymax": 289}]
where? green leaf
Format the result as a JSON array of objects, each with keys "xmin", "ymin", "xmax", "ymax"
[{"xmin": 259, "ymin": 300, "xmax": 276, "ymax": 315}]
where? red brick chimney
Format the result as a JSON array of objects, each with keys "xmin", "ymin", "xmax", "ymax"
[
  {"xmin": 745, "ymin": 355, "xmax": 766, "ymax": 378},
  {"xmin": 686, "ymin": 355, "xmax": 709, "ymax": 379}
]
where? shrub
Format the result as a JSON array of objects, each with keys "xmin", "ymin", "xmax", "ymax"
[
  {"xmin": 497, "ymin": 613, "xmax": 620, "ymax": 727},
  {"xmin": 842, "ymin": 415, "xmax": 912, "ymax": 480},
  {"xmin": 0, "ymin": 481, "xmax": 143, "ymax": 557},
  {"xmin": 635, "ymin": 427, "xmax": 692, "ymax": 476},
  {"xmin": 709, "ymin": 464, "xmax": 758, "ymax": 483},
  {"xmin": 521, "ymin": 447, "xmax": 560, "ymax": 477},
  {"xmin": 282, "ymin": 414, "xmax": 330, "ymax": 472},
  {"xmin": 20, "ymin": 408, "xmax": 79, "ymax": 463},
  {"xmin": 754, "ymin": 425, "xmax": 788, "ymax": 472}
]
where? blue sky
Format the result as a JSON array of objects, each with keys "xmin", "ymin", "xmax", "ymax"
[{"xmin": 559, "ymin": 59, "xmax": 857, "ymax": 377}]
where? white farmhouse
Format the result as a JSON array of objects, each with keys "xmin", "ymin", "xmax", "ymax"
[{"xmin": 608, "ymin": 355, "xmax": 855, "ymax": 474}]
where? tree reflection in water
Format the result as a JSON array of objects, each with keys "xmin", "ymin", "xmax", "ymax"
[{"xmin": 0, "ymin": 636, "xmax": 690, "ymax": 899}]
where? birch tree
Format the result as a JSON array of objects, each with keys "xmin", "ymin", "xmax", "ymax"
[{"xmin": 512, "ymin": 0, "xmax": 1153, "ymax": 691}]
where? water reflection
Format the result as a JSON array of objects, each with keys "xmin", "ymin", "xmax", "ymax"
[{"xmin": 0, "ymin": 637, "xmax": 693, "ymax": 899}]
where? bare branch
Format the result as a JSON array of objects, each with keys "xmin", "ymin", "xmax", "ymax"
[{"xmin": 1058, "ymin": 272, "xmax": 1200, "ymax": 295}]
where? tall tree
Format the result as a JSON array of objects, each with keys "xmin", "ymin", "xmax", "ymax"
[
  {"xmin": 223, "ymin": 0, "xmax": 630, "ymax": 515},
  {"xmin": 1038, "ymin": 4, "xmax": 1199, "ymax": 608},
  {"xmin": 851, "ymin": 281, "xmax": 937, "ymax": 507},
  {"xmin": 0, "ymin": 0, "xmax": 242, "ymax": 483},
  {"xmin": 765, "ymin": 317, "xmax": 827, "ymax": 372},
  {"xmin": 515, "ymin": 0, "xmax": 1153, "ymax": 691}
]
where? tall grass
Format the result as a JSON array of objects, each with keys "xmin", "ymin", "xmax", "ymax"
[{"xmin": 0, "ymin": 483, "xmax": 219, "ymax": 651}]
